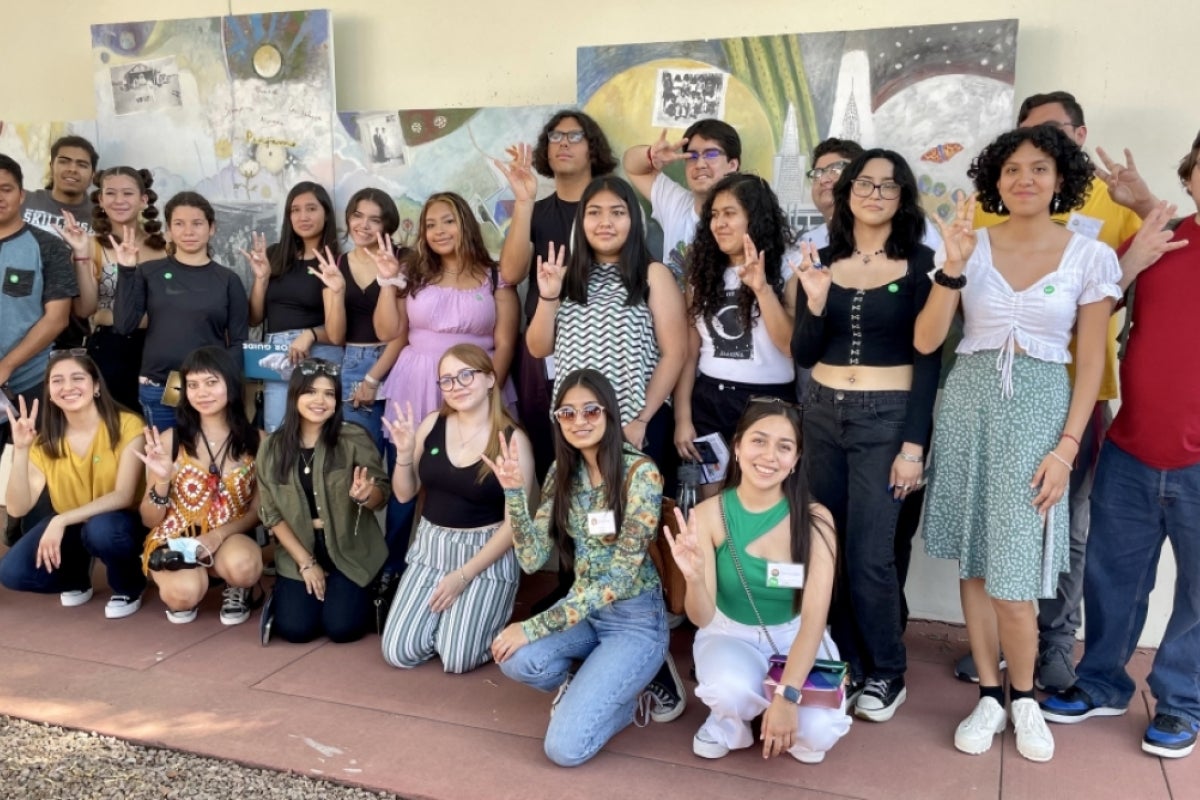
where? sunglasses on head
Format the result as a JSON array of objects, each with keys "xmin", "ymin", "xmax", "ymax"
[
  {"xmin": 49, "ymin": 347, "xmax": 89, "ymax": 361},
  {"xmin": 436, "ymin": 368, "xmax": 483, "ymax": 392},
  {"xmin": 298, "ymin": 359, "xmax": 340, "ymax": 378},
  {"xmin": 552, "ymin": 402, "xmax": 606, "ymax": 424}
]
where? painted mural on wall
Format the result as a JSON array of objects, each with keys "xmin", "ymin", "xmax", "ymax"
[{"xmin": 578, "ymin": 20, "xmax": 1019, "ymax": 235}]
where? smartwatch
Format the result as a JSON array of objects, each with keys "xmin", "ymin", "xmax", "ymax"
[{"xmin": 775, "ymin": 683, "xmax": 803, "ymax": 704}]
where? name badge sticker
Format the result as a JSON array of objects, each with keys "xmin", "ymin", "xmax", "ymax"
[
  {"xmin": 766, "ymin": 562, "xmax": 805, "ymax": 589},
  {"xmin": 1065, "ymin": 212, "xmax": 1103, "ymax": 241},
  {"xmin": 586, "ymin": 510, "xmax": 617, "ymax": 536}
]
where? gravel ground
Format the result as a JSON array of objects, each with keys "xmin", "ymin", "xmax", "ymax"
[{"xmin": 0, "ymin": 716, "xmax": 401, "ymax": 800}]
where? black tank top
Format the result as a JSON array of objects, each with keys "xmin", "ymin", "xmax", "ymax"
[{"xmin": 418, "ymin": 415, "xmax": 506, "ymax": 528}]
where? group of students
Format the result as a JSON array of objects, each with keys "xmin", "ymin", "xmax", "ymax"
[{"xmin": 0, "ymin": 86, "xmax": 1197, "ymax": 768}]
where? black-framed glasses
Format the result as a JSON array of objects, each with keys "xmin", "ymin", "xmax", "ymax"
[
  {"xmin": 48, "ymin": 347, "xmax": 90, "ymax": 361},
  {"xmin": 850, "ymin": 178, "xmax": 902, "ymax": 200},
  {"xmin": 436, "ymin": 368, "xmax": 481, "ymax": 392},
  {"xmin": 552, "ymin": 402, "xmax": 606, "ymax": 424},
  {"xmin": 683, "ymin": 148, "xmax": 725, "ymax": 162},
  {"xmin": 298, "ymin": 359, "xmax": 341, "ymax": 378},
  {"xmin": 806, "ymin": 160, "xmax": 850, "ymax": 180},
  {"xmin": 1038, "ymin": 121, "xmax": 1079, "ymax": 132},
  {"xmin": 547, "ymin": 130, "xmax": 586, "ymax": 144}
]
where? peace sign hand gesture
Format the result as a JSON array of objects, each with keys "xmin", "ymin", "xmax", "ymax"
[
  {"xmin": 479, "ymin": 432, "xmax": 524, "ymax": 491},
  {"xmin": 239, "ymin": 231, "xmax": 270, "ymax": 281},
  {"xmin": 381, "ymin": 402, "xmax": 417, "ymax": 462},
  {"xmin": 4, "ymin": 396, "xmax": 39, "ymax": 450},
  {"xmin": 349, "ymin": 466, "xmax": 375, "ymax": 504},
  {"xmin": 495, "ymin": 143, "xmax": 538, "ymax": 203},
  {"xmin": 1095, "ymin": 146, "xmax": 1157, "ymax": 213},
  {"xmin": 535, "ymin": 241, "xmax": 567, "ymax": 300},
  {"xmin": 663, "ymin": 506, "xmax": 705, "ymax": 584},
  {"xmin": 368, "ymin": 233, "xmax": 404, "ymax": 280},
  {"xmin": 308, "ymin": 246, "xmax": 345, "ymax": 294},
  {"xmin": 736, "ymin": 234, "xmax": 768, "ymax": 293},
  {"xmin": 648, "ymin": 129, "xmax": 688, "ymax": 171},
  {"xmin": 134, "ymin": 425, "xmax": 173, "ymax": 482},
  {"xmin": 108, "ymin": 225, "xmax": 140, "ymax": 268},
  {"xmin": 59, "ymin": 210, "xmax": 91, "ymax": 259},
  {"xmin": 934, "ymin": 196, "xmax": 978, "ymax": 272},
  {"xmin": 792, "ymin": 241, "xmax": 831, "ymax": 314}
]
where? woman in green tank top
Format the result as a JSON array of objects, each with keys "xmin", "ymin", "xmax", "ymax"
[{"xmin": 665, "ymin": 399, "xmax": 851, "ymax": 763}]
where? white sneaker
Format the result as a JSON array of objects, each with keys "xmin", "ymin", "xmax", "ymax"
[
  {"xmin": 60, "ymin": 588, "xmax": 93, "ymax": 607},
  {"xmin": 790, "ymin": 748, "xmax": 826, "ymax": 764},
  {"xmin": 165, "ymin": 607, "xmax": 198, "ymax": 624},
  {"xmin": 1011, "ymin": 698, "xmax": 1055, "ymax": 762},
  {"xmin": 955, "ymin": 697, "xmax": 1007, "ymax": 755},
  {"xmin": 692, "ymin": 725, "xmax": 730, "ymax": 759},
  {"xmin": 104, "ymin": 593, "xmax": 142, "ymax": 619}
]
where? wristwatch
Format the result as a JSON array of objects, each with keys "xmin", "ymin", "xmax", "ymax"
[{"xmin": 775, "ymin": 683, "xmax": 803, "ymax": 704}]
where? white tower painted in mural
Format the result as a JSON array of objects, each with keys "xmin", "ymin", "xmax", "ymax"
[
  {"xmin": 828, "ymin": 49, "xmax": 876, "ymax": 146},
  {"xmin": 772, "ymin": 103, "xmax": 807, "ymax": 208}
]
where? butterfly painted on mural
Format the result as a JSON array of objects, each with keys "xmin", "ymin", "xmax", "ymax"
[{"xmin": 921, "ymin": 143, "xmax": 964, "ymax": 164}]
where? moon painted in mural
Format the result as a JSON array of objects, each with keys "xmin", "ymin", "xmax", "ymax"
[{"xmin": 253, "ymin": 44, "xmax": 283, "ymax": 80}]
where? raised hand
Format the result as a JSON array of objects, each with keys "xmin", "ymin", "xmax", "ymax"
[
  {"xmin": 1095, "ymin": 147, "xmax": 1157, "ymax": 213},
  {"xmin": 736, "ymin": 234, "xmax": 768, "ymax": 293},
  {"xmin": 1120, "ymin": 200, "xmax": 1188, "ymax": 281},
  {"xmin": 495, "ymin": 142, "xmax": 538, "ymax": 202},
  {"xmin": 239, "ymin": 231, "xmax": 270, "ymax": 281},
  {"xmin": 663, "ymin": 506, "xmax": 705, "ymax": 584},
  {"xmin": 108, "ymin": 225, "xmax": 140, "ymax": 267},
  {"xmin": 134, "ymin": 425, "xmax": 173, "ymax": 482},
  {"xmin": 4, "ymin": 396, "xmax": 38, "ymax": 450},
  {"xmin": 382, "ymin": 402, "xmax": 417, "ymax": 463},
  {"xmin": 59, "ymin": 210, "xmax": 91, "ymax": 258},
  {"xmin": 935, "ymin": 196, "xmax": 978, "ymax": 270},
  {"xmin": 349, "ymin": 465, "xmax": 375, "ymax": 504},
  {"xmin": 792, "ymin": 241, "xmax": 832, "ymax": 314},
  {"xmin": 308, "ymin": 246, "xmax": 346, "ymax": 294},
  {"xmin": 479, "ymin": 431, "xmax": 524, "ymax": 491},
  {"xmin": 368, "ymin": 233, "xmax": 404, "ymax": 280},
  {"xmin": 535, "ymin": 240, "xmax": 567, "ymax": 300},
  {"xmin": 648, "ymin": 129, "xmax": 688, "ymax": 170}
]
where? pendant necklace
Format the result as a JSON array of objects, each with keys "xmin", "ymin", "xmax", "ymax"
[
  {"xmin": 854, "ymin": 248, "xmax": 886, "ymax": 264},
  {"xmin": 300, "ymin": 448, "xmax": 315, "ymax": 476},
  {"xmin": 200, "ymin": 432, "xmax": 232, "ymax": 477}
]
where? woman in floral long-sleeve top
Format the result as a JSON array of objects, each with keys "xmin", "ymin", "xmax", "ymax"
[{"xmin": 484, "ymin": 369, "xmax": 669, "ymax": 767}]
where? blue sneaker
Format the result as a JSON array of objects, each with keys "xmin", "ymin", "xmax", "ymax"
[
  {"xmin": 1143, "ymin": 713, "xmax": 1199, "ymax": 758},
  {"xmin": 1039, "ymin": 686, "xmax": 1127, "ymax": 724}
]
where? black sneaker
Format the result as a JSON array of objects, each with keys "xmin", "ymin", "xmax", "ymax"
[
  {"xmin": 220, "ymin": 586, "xmax": 252, "ymax": 626},
  {"xmin": 855, "ymin": 675, "xmax": 907, "ymax": 722},
  {"xmin": 1142, "ymin": 713, "xmax": 1199, "ymax": 758},
  {"xmin": 645, "ymin": 653, "xmax": 686, "ymax": 723}
]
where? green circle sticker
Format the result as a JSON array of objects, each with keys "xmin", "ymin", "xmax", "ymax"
[
  {"xmin": 1044, "ymin": 285, "xmax": 1055, "ymax": 295},
  {"xmin": 887, "ymin": 283, "xmax": 899, "ymax": 293},
  {"xmin": 164, "ymin": 272, "xmax": 173, "ymax": 279},
  {"xmin": 8, "ymin": 275, "xmax": 17, "ymax": 283},
  {"xmin": 431, "ymin": 447, "xmax": 440, "ymax": 455},
  {"xmin": 93, "ymin": 455, "xmax": 101, "ymax": 464}
]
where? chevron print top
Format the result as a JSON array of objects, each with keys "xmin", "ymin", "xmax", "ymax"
[{"xmin": 553, "ymin": 263, "xmax": 660, "ymax": 425}]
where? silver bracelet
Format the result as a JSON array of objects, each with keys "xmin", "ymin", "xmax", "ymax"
[
  {"xmin": 1048, "ymin": 451, "xmax": 1073, "ymax": 470},
  {"xmin": 897, "ymin": 452, "xmax": 924, "ymax": 463}
]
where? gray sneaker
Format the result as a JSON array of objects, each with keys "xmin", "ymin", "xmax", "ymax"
[
  {"xmin": 954, "ymin": 652, "xmax": 1007, "ymax": 683},
  {"xmin": 1035, "ymin": 646, "xmax": 1077, "ymax": 693}
]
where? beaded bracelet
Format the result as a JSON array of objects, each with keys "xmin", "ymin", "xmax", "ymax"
[{"xmin": 148, "ymin": 484, "xmax": 171, "ymax": 506}]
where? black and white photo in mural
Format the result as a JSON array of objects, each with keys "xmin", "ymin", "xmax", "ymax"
[
  {"xmin": 651, "ymin": 68, "xmax": 729, "ymax": 129},
  {"xmin": 356, "ymin": 112, "xmax": 406, "ymax": 166},
  {"xmin": 109, "ymin": 56, "xmax": 183, "ymax": 116},
  {"xmin": 704, "ymin": 289, "xmax": 753, "ymax": 360}
]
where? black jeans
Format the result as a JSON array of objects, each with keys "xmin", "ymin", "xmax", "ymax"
[
  {"xmin": 272, "ymin": 532, "xmax": 375, "ymax": 643},
  {"xmin": 803, "ymin": 382, "xmax": 908, "ymax": 682}
]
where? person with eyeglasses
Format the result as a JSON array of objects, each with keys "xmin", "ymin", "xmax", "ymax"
[
  {"xmin": 915, "ymin": 125, "xmax": 1120, "ymax": 762},
  {"xmin": 791, "ymin": 149, "xmax": 942, "ymax": 726},
  {"xmin": 0, "ymin": 349, "xmax": 147, "ymax": 618},
  {"xmin": 623, "ymin": 119, "xmax": 742, "ymax": 283},
  {"xmin": 135, "ymin": 346, "xmax": 264, "ymax": 625},
  {"xmin": 255, "ymin": 357, "xmax": 389, "ymax": 644},
  {"xmin": 485, "ymin": 369, "xmax": 671, "ymax": 767},
  {"xmin": 379, "ymin": 344, "xmax": 533, "ymax": 672},
  {"xmin": 673, "ymin": 173, "xmax": 798, "ymax": 497},
  {"xmin": 958, "ymin": 90, "xmax": 1160, "ymax": 693}
]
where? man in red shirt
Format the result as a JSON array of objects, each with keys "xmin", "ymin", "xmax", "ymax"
[{"xmin": 1040, "ymin": 132, "xmax": 1200, "ymax": 759}]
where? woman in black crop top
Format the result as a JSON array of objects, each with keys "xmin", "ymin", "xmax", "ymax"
[
  {"xmin": 380, "ymin": 343, "xmax": 535, "ymax": 673},
  {"xmin": 790, "ymin": 149, "xmax": 942, "ymax": 723},
  {"xmin": 241, "ymin": 181, "xmax": 346, "ymax": 433}
]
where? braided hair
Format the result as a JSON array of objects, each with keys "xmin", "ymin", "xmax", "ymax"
[{"xmin": 90, "ymin": 166, "xmax": 165, "ymax": 251}]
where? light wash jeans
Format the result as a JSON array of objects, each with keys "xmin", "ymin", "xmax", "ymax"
[
  {"xmin": 340, "ymin": 342, "xmax": 387, "ymax": 449},
  {"xmin": 262, "ymin": 330, "xmax": 343, "ymax": 433},
  {"xmin": 500, "ymin": 586, "xmax": 668, "ymax": 766},
  {"xmin": 138, "ymin": 381, "xmax": 177, "ymax": 432}
]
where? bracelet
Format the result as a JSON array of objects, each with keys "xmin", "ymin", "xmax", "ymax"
[
  {"xmin": 1048, "ymin": 451, "xmax": 1074, "ymax": 470},
  {"xmin": 73, "ymin": 256, "xmax": 91, "ymax": 263},
  {"xmin": 459, "ymin": 570, "xmax": 470, "ymax": 587},
  {"xmin": 300, "ymin": 559, "xmax": 318, "ymax": 572},
  {"xmin": 363, "ymin": 374, "xmax": 380, "ymax": 387},
  {"xmin": 376, "ymin": 274, "xmax": 407, "ymax": 289},
  {"xmin": 148, "ymin": 484, "xmax": 170, "ymax": 506},
  {"xmin": 933, "ymin": 269, "xmax": 967, "ymax": 290},
  {"xmin": 897, "ymin": 452, "xmax": 924, "ymax": 463},
  {"xmin": 308, "ymin": 327, "xmax": 319, "ymax": 342},
  {"xmin": 1060, "ymin": 433, "xmax": 1081, "ymax": 448},
  {"xmin": 395, "ymin": 460, "xmax": 413, "ymax": 467},
  {"xmin": 539, "ymin": 292, "xmax": 560, "ymax": 302},
  {"xmin": 646, "ymin": 146, "xmax": 656, "ymax": 171}
]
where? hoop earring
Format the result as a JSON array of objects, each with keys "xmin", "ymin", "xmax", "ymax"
[
  {"xmin": 94, "ymin": 391, "xmax": 100, "ymax": 398},
  {"xmin": 997, "ymin": 198, "xmax": 1005, "ymax": 214},
  {"xmin": 1052, "ymin": 193, "xmax": 1061, "ymax": 214}
]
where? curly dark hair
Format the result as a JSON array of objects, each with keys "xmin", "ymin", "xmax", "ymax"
[
  {"xmin": 532, "ymin": 110, "xmax": 617, "ymax": 179},
  {"xmin": 827, "ymin": 149, "xmax": 925, "ymax": 262},
  {"xmin": 686, "ymin": 173, "xmax": 791, "ymax": 332},
  {"xmin": 90, "ymin": 166, "xmax": 166, "ymax": 251},
  {"xmin": 968, "ymin": 126, "xmax": 1094, "ymax": 216}
]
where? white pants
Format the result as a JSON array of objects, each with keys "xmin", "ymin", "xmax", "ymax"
[{"xmin": 693, "ymin": 609, "xmax": 852, "ymax": 760}]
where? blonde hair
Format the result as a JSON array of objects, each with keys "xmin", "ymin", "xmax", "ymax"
[{"xmin": 437, "ymin": 343, "xmax": 518, "ymax": 483}]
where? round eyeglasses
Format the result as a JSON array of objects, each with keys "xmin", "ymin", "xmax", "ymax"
[{"xmin": 436, "ymin": 368, "xmax": 482, "ymax": 392}]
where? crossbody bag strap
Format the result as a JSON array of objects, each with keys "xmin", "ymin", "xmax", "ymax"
[{"xmin": 719, "ymin": 493, "xmax": 781, "ymax": 656}]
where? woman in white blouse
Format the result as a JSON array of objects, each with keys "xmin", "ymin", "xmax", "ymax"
[{"xmin": 915, "ymin": 125, "xmax": 1120, "ymax": 763}]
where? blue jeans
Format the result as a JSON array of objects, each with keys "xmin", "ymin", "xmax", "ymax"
[
  {"xmin": 340, "ymin": 343, "xmax": 386, "ymax": 449},
  {"xmin": 138, "ymin": 382, "xmax": 177, "ymax": 431},
  {"xmin": 499, "ymin": 586, "xmax": 668, "ymax": 766},
  {"xmin": 1074, "ymin": 442, "xmax": 1200, "ymax": 724},
  {"xmin": 262, "ymin": 330, "xmax": 344, "ymax": 433},
  {"xmin": 0, "ymin": 510, "xmax": 147, "ymax": 597}
]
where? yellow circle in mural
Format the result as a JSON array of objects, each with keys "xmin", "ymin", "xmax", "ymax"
[
  {"xmin": 583, "ymin": 59, "xmax": 774, "ymax": 179},
  {"xmin": 253, "ymin": 44, "xmax": 283, "ymax": 80}
]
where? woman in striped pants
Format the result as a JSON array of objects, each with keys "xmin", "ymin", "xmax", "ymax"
[{"xmin": 380, "ymin": 344, "xmax": 535, "ymax": 673}]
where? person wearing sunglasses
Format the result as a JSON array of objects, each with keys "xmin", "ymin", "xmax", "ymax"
[
  {"xmin": 484, "ymin": 369, "xmax": 672, "ymax": 766},
  {"xmin": 792, "ymin": 149, "xmax": 942, "ymax": 725},
  {"xmin": 0, "ymin": 350, "xmax": 147, "ymax": 618},
  {"xmin": 624, "ymin": 119, "xmax": 742, "ymax": 283},
  {"xmin": 663, "ymin": 398, "xmax": 851, "ymax": 763},
  {"xmin": 255, "ymin": 357, "xmax": 390, "ymax": 644},
  {"xmin": 674, "ymin": 174, "xmax": 798, "ymax": 497},
  {"xmin": 380, "ymin": 344, "xmax": 533, "ymax": 672},
  {"xmin": 136, "ymin": 346, "xmax": 264, "ymax": 625}
]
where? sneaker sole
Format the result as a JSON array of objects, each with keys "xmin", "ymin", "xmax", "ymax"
[
  {"xmin": 855, "ymin": 688, "xmax": 907, "ymax": 722},
  {"xmin": 105, "ymin": 602, "xmax": 142, "ymax": 619},
  {"xmin": 60, "ymin": 590, "xmax": 94, "ymax": 608},
  {"xmin": 221, "ymin": 612, "xmax": 251, "ymax": 626},
  {"xmin": 1041, "ymin": 705, "xmax": 1127, "ymax": 724},
  {"xmin": 1016, "ymin": 741, "xmax": 1055, "ymax": 762},
  {"xmin": 955, "ymin": 721, "xmax": 1007, "ymax": 755},
  {"xmin": 166, "ymin": 609, "xmax": 198, "ymax": 624},
  {"xmin": 1143, "ymin": 739, "xmax": 1196, "ymax": 759},
  {"xmin": 692, "ymin": 738, "xmax": 730, "ymax": 759}
]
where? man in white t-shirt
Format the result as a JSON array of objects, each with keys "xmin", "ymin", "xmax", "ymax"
[{"xmin": 623, "ymin": 119, "xmax": 741, "ymax": 283}]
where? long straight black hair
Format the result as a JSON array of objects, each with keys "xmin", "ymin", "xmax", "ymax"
[
  {"xmin": 267, "ymin": 359, "xmax": 344, "ymax": 484},
  {"xmin": 548, "ymin": 369, "xmax": 631, "ymax": 571},
  {"xmin": 174, "ymin": 346, "xmax": 259, "ymax": 461},
  {"xmin": 826, "ymin": 148, "xmax": 925, "ymax": 263},
  {"xmin": 269, "ymin": 181, "xmax": 339, "ymax": 277},
  {"xmin": 562, "ymin": 176, "xmax": 653, "ymax": 307}
]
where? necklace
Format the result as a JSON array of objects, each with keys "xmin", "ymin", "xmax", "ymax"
[
  {"xmin": 200, "ymin": 433, "xmax": 232, "ymax": 477},
  {"xmin": 300, "ymin": 448, "xmax": 315, "ymax": 475},
  {"xmin": 456, "ymin": 418, "xmax": 488, "ymax": 447},
  {"xmin": 854, "ymin": 248, "xmax": 886, "ymax": 264}
]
